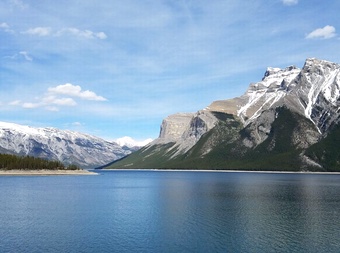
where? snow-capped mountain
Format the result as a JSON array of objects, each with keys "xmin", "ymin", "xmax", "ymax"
[
  {"xmin": 0, "ymin": 122, "xmax": 134, "ymax": 169},
  {"xmin": 207, "ymin": 65, "xmax": 301, "ymax": 124},
  {"xmin": 208, "ymin": 58, "xmax": 340, "ymax": 131},
  {"xmin": 115, "ymin": 136, "xmax": 153, "ymax": 148},
  {"xmin": 104, "ymin": 58, "xmax": 340, "ymax": 171}
]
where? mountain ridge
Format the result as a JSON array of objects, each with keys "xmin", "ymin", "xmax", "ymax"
[
  {"xmin": 0, "ymin": 121, "xmax": 136, "ymax": 169},
  {"xmin": 103, "ymin": 58, "xmax": 340, "ymax": 171}
]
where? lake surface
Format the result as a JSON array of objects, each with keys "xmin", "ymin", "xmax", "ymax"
[{"xmin": 0, "ymin": 170, "xmax": 340, "ymax": 253}]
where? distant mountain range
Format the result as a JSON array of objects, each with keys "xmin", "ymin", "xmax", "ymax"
[
  {"xmin": 103, "ymin": 58, "xmax": 340, "ymax": 172},
  {"xmin": 115, "ymin": 136, "xmax": 153, "ymax": 149},
  {"xmin": 0, "ymin": 122, "xmax": 139, "ymax": 169}
]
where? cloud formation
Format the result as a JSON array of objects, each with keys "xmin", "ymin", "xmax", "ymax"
[
  {"xmin": 22, "ymin": 96, "xmax": 77, "ymax": 110},
  {"xmin": 0, "ymin": 22, "xmax": 10, "ymax": 29},
  {"xmin": 11, "ymin": 83, "xmax": 106, "ymax": 111},
  {"xmin": 306, "ymin": 25, "xmax": 336, "ymax": 39},
  {"xmin": 48, "ymin": 83, "xmax": 107, "ymax": 101},
  {"xmin": 22, "ymin": 27, "xmax": 51, "ymax": 36},
  {"xmin": 282, "ymin": 0, "xmax": 298, "ymax": 5},
  {"xmin": 0, "ymin": 22, "xmax": 14, "ymax": 33},
  {"xmin": 9, "ymin": 100, "xmax": 21, "ymax": 106},
  {"xmin": 4, "ymin": 51, "xmax": 33, "ymax": 61},
  {"xmin": 55, "ymin": 28, "xmax": 107, "ymax": 40},
  {"xmin": 22, "ymin": 27, "xmax": 107, "ymax": 39},
  {"xmin": 19, "ymin": 51, "xmax": 33, "ymax": 61}
]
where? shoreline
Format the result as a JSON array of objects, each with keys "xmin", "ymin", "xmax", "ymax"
[
  {"xmin": 0, "ymin": 169, "xmax": 98, "ymax": 176},
  {"xmin": 100, "ymin": 168, "xmax": 340, "ymax": 175},
  {"xmin": 2, "ymin": 168, "xmax": 339, "ymax": 176}
]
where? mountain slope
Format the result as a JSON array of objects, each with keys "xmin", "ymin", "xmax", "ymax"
[
  {"xmin": 103, "ymin": 58, "xmax": 340, "ymax": 171},
  {"xmin": 0, "ymin": 122, "xmax": 133, "ymax": 169},
  {"xmin": 304, "ymin": 123, "xmax": 340, "ymax": 171}
]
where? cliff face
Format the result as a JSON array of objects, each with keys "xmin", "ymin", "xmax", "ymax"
[
  {"xmin": 150, "ymin": 111, "xmax": 218, "ymax": 156},
  {"xmin": 103, "ymin": 58, "xmax": 340, "ymax": 171}
]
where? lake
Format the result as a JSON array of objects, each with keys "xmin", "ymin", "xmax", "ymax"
[{"xmin": 0, "ymin": 170, "xmax": 340, "ymax": 253}]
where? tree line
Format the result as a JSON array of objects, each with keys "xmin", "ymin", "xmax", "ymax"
[{"xmin": 0, "ymin": 154, "xmax": 81, "ymax": 170}]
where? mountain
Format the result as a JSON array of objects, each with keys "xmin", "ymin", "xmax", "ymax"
[
  {"xmin": 0, "ymin": 122, "xmax": 135, "ymax": 169},
  {"xmin": 103, "ymin": 58, "xmax": 340, "ymax": 172},
  {"xmin": 115, "ymin": 136, "xmax": 153, "ymax": 149}
]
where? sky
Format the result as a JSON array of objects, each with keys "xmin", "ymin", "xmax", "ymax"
[{"xmin": 1, "ymin": 0, "xmax": 340, "ymax": 143}]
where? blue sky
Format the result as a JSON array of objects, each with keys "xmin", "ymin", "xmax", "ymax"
[{"xmin": 1, "ymin": 0, "xmax": 339, "ymax": 142}]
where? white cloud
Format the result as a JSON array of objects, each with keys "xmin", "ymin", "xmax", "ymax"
[
  {"xmin": 4, "ymin": 51, "xmax": 33, "ymax": 61},
  {"xmin": 0, "ymin": 22, "xmax": 10, "ymax": 29},
  {"xmin": 48, "ymin": 83, "xmax": 107, "ymax": 101},
  {"xmin": 16, "ymin": 83, "xmax": 106, "ymax": 111},
  {"xmin": 22, "ymin": 27, "xmax": 52, "ymax": 36},
  {"xmin": 54, "ymin": 97, "xmax": 76, "ymax": 106},
  {"xmin": 282, "ymin": 0, "xmax": 298, "ymax": 5},
  {"xmin": 9, "ymin": 100, "xmax": 21, "ymax": 106},
  {"xmin": 19, "ymin": 51, "xmax": 33, "ymax": 61},
  {"xmin": 96, "ymin": 32, "xmax": 108, "ymax": 40},
  {"xmin": 22, "ymin": 102, "xmax": 39, "ymax": 109},
  {"xmin": 9, "ymin": 25, "xmax": 107, "ymax": 39},
  {"xmin": 0, "ymin": 22, "xmax": 14, "ymax": 33},
  {"xmin": 42, "ymin": 95, "xmax": 77, "ymax": 106},
  {"xmin": 71, "ymin": 122, "xmax": 83, "ymax": 127},
  {"xmin": 55, "ymin": 28, "xmax": 107, "ymax": 39},
  {"xmin": 306, "ymin": 25, "xmax": 336, "ymax": 39},
  {"xmin": 22, "ymin": 96, "xmax": 76, "ymax": 110}
]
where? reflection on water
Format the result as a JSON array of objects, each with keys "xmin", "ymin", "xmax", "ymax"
[{"xmin": 0, "ymin": 171, "xmax": 340, "ymax": 252}]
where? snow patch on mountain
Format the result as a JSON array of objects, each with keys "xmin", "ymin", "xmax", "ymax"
[
  {"xmin": 302, "ymin": 58, "xmax": 340, "ymax": 120},
  {"xmin": 206, "ymin": 65, "xmax": 301, "ymax": 124},
  {"xmin": 236, "ymin": 65, "xmax": 300, "ymax": 123}
]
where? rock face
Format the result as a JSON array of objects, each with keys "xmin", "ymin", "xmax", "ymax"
[
  {"xmin": 0, "ymin": 122, "xmax": 133, "ymax": 169},
  {"xmin": 150, "ymin": 111, "xmax": 218, "ymax": 156},
  {"xmin": 158, "ymin": 113, "xmax": 194, "ymax": 141},
  {"xmin": 105, "ymin": 58, "xmax": 340, "ymax": 171}
]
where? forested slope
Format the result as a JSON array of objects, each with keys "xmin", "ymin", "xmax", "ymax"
[{"xmin": 0, "ymin": 154, "xmax": 81, "ymax": 170}]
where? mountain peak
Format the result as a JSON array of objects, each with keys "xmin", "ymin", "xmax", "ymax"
[
  {"xmin": 262, "ymin": 65, "xmax": 299, "ymax": 81},
  {"xmin": 206, "ymin": 63, "xmax": 301, "ymax": 121},
  {"xmin": 206, "ymin": 58, "xmax": 340, "ymax": 130},
  {"xmin": 302, "ymin": 58, "xmax": 340, "ymax": 72}
]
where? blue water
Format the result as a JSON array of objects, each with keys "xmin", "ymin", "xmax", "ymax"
[{"xmin": 1, "ymin": 171, "xmax": 340, "ymax": 253}]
